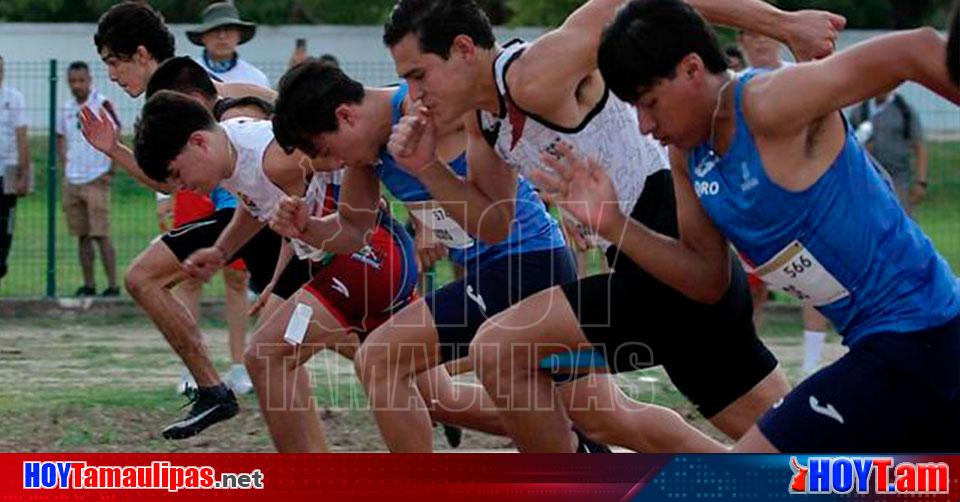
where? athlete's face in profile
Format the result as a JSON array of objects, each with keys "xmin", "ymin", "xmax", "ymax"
[
  {"xmin": 390, "ymin": 34, "xmax": 477, "ymax": 125},
  {"xmin": 306, "ymin": 104, "xmax": 378, "ymax": 167},
  {"xmin": 633, "ymin": 56, "xmax": 713, "ymax": 150},
  {"xmin": 166, "ymin": 131, "xmax": 223, "ymax": 194},
  {"xmin": 99, "ymin": 46, "xmax": 155, "ymax": 98}
]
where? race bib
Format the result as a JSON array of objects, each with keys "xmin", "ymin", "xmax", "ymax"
[
  {"xmin": 289, "ymin": 238, "xmax": 331, "ymax": 263},
  {"xmin": 749, "ymin": 241, "xmax": 850, "ymax": 306},
  {"xmin": 409, "ymin": 204, "xmax": 475, "ymax": 250}
]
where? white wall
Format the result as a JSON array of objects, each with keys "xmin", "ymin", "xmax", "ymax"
[{"xmin": 1, "ymin": 24, "xmax": 956, "ymax": 135}]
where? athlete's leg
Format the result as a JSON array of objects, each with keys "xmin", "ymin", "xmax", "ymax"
[
  {"xmin": 471, "ymin": 286, "xmax": 585, "ymax": 453},
  {"xmin": 557, "ymin": 374, "xmax": 726, "ymax": 452},
  {"xmin": 731, "ymin": 425, "xmax": 779, "ymax": 452},
  {"xmin": 706, "ymin": 368, "xmax": 789, "ymax": 439},
  {"xmin": 801, "ymin": 306, "xmax": 829, "ymax": 375},
  {"xmin": 126, "ymin": 241, "xmax": 220, "ymax": 387},
  {"xmin": 222, "ymin": 267, "xmax": 250, "ymax": 364},
  {"xmin": 415, "ymin": 365, "xmax": 507, "ymax": 436},
  {"xmin": 354, "ymin": 299, "xmax": 442, "ymax": 452},
  {"xmin": 244, "ymin": 289, "xmax": 358, "ymax": 453},
  {"xmin": 173, "ymin": 276, "xmax": 203, "ymax": 322}
]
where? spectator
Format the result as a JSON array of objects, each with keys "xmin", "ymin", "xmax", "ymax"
[
  {"xmin": 187, "ymin": 2, "xmax": 269, "ymax": 87},
  {"xmin": 724, "ymin": 46, "xmax": 746, "ymax": 71},
  {"xmin": 850, "ymin": 91, "xmax": 928, "ymax": 215},
  {"xmin": 56, "ymin": 61, "xmax": 120, "ymax": 297},
  {"xmin": 0, "ymin": 55, "xmax": 32, "ymax": 285}
]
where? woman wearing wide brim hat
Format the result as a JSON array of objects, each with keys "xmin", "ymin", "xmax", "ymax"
[{"xmin": 187, "ymin": 2, "xmax": 269, "ymax": 87}]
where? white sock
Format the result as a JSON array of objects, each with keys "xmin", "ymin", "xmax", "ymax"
[{"xmin": 802, "ymin": 330, "xmax": 827, "ymax": 374}]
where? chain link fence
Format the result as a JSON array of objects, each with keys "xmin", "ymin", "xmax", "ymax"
[{"xmin": 0, "ymin": 59, "xmax": 957, "ymax": 298}]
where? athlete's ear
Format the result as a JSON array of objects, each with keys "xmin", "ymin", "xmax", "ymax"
[
  {"xmin": 135, "ymin": 45, "xmax": 152, "ymax": 65},
  {"xmin": 451, "ymin": 34, "xmax": 477, "ymax": 61},
  {"xmin": 679, "ymin": 53, "xmax": 704, "ymax": 82},
  {"xmin": 335, "ymin": 104, "xmax": 355, "ymax": 128},
  {"xmin": 187, "ymin": 130, "xmax": 208, "ymax": 151}
]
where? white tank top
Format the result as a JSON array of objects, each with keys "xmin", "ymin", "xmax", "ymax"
[
  {"xmin": 220, "ymin": 118, "xmax": 288, "ymax": 222},
  {"xmin": 220, "ymin": 118, "xmax": 345, "ymax": 261},
  {"xmin": 477, "ymin": 41, "xmax": 669, "ymax": 248}
]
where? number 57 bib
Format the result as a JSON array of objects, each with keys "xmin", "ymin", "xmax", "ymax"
[
  {"xmin": 748, "ymin": 240, "xmax": 850, "ymax": 306},
  {"xmin": 409, "ymin": 204, "xmax": 475, "ymax": 250}
]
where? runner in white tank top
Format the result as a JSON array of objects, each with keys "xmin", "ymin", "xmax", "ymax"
[
  {"xmin": 478, "ymin": 40, "xmax": 669, "ymax": 240},
  {"xmin": 217, "ymin": 117, "xmax": 342, "ymax": 262},
  {"xmin": 136, "ymin": 92, "xmax": 541, "ymax": 453}
]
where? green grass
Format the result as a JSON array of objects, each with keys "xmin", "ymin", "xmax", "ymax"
[{"xmin": 2, "ymin": 136, "xmax": 958, "ymax": 298}]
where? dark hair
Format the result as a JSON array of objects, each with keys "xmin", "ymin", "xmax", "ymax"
[
  {"xmin": 146, "ymin": 56, "xmax": 216, "ymax": 100},
  {"xmin": 94, "ymin": 2, "xmax": 175, "ymax": 62},
  {"xmin": 724, "ymin": 46, "xmax": 743, "ymax": 62},
  {"xmin": 949, "ymin": 0, "xmax": 959, "ymax": 86},
  {"xmin": 272, "ymin": 60, "xmax": 365, "ymax": 156},
  {"xmin": 598, "ymin": 0, "xmax": 728, "ymax": 103},
  {"xmin": 67, "ymin": 61, "xmax": 90, "ymax": 74},
  {"xmin": 383, "ymin": 0, "xmax": 495, "ymax": 58},
  {"xmin": 134, "ymin": 91, "xmax": 216, "ymax": 183},
  {"xmin": 318, "ymin": 53, "xmax": 341, "ymax": 68},
  {"xmin": 213, "ymin": 96, "xmax": 274, "ymax": 121}
]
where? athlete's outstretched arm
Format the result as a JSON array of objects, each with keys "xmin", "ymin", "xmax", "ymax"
[
  {"xmin": 390, "ymin": 109, "xmax": 517, "ymax": 244},
  {"xmin": 745, "ymin": 28, "xmax": 960, "ymax": 139},
  {"xmin": 185, "ymin": 205, "xmax": 266, "ymax": 282},
  {"xmin": 78, "ymin": 106, "xmax": 173, "ymax": 193},
  {"xmin": 536, "ymin": 144, "xmax": 731, "ymax": 304},
  {"xmin": 510, "ymin": 0, "xmax": 843, "ymax": 113},
  {"xmin": 215, "ymin": 81, "xmax": 277, "ymax": 103},
  {"xmin": 687, "ymin": 0, "xmax": 844, "ymax": 61}
]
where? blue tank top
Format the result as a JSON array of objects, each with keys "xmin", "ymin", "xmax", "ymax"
[
  {"xmin": 375, "ymin": 83, "xmax": 565, "ymax": 267},
  {"xmin": 210, "ymin": 186, "xmax": 236, "ymax": 211},
  {"xmin": 689, "ymin": 70, "xmax": 959, "ymax": 346}
]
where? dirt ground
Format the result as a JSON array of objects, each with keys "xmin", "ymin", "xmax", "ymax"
[{"xmin": 0, "ymin": 313, "xmax": 845, "ymax": 452}]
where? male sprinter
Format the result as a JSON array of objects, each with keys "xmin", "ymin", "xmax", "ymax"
[
  {"xmin": 135, "ymin": 88, "xmax": 524, "ymax": 452},
  {"xmin": 546, "ymin": 0, "xmax": 959, "ymax": 452},
  {"xmin": 82, "ymin": 6, "xmax": 284, "ymax": 438},
  {"xmin": 270, "ymin": 64, "xmax": 719, "ymax": 453},
  {"xmin": 376, "ymin": 0, "xmax": 842, "ymax": 452},
  {"xmin": 268, "ymin": 63, "xmax": 640, "ymax": 453}
]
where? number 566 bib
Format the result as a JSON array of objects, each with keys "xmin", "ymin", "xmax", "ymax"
[{"xmin": 748, "ymin": 240, "xmax": 850, "ymax": 306}]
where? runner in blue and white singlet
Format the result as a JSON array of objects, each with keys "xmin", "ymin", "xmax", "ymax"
[{"xmin": 376, "ymin": 82, "xmax": 574, "ymax": 363}]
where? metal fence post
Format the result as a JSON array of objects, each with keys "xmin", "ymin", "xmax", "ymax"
[{"xmin": 46, "ymin": 59, "xmax": 57, "ymax": 298}]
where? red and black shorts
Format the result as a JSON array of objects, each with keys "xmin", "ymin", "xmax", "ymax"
[{"xmin": 303, "ymin": 215, "xmax": 417, "ymax": 337}]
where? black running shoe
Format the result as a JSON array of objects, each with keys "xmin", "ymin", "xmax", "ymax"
[
  {"xmin": 74, "ymin": 286, "xmax": 96, "ymax": 297},
  {"xmin": 100, "ymin": 286, "xmax": 120, "ymax": 297},
  {"xmin": 574, "ymin": 426, "xmax": 612, "ymax": 453},
  {"xmin": 162, "ymin": 385, "xmax": 239, "ymax": 440},
  {"xmin": 442, "ymin": 424, "xmax": 463, "ymax": 449}
]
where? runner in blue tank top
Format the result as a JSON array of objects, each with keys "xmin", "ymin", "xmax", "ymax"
[
  {"xmin": 378, "ymin": 83, "xmax": 566, "ymax": 269},
  {"xmin": 539, "ymin": 0, "xmax": 960, "ymax": 452},
  {"xmin": 270, "ymin": 61, "xmax": 611, "ymax": 452}
]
